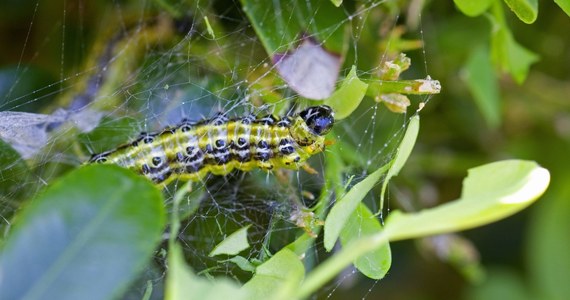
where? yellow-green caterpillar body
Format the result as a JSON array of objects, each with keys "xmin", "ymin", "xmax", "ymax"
[{"xmin": 90, "ymin": 105, "xmax": 334, "ymax": 184}]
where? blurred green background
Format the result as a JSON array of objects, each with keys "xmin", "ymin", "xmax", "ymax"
[{"xmin": 1, "ymin": 0, "xmax": 569, "ymax": 299}]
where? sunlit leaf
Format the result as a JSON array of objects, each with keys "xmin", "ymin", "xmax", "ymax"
[
  {"xmin": 503, "ymin": 0, "xmax": 538, "ymax": 24},
  {"xmin": 297, "ymin": 160, "xmax": 549, "ymax": 299},
  {"xmin": 325, "ymin": 66, "xmax": 368, "ymax": 119},
  {"xmin": 464, "ymin": 47, "xmax": 501, "ymax": 128},
  {"xmin": 0, "ymin": 165, "xmax": 165, "ymax": 300},
  {"xmin": 209, "ymin": 225, "xmax": 251, "ymax": 257},
  {"xmin": 242, "ymin": 248, "xmax": 304, "ymax": 300},
  {"xmin": 387, "ymin": 160, "xmax": 550, "ymax": 241},
  {"xmin": 454, "ymin": 0, "xmax": 493, "ymax": 16},
  {"xmin": 340, "ymin": 203, "xmax": 391, "ymax": 279}
]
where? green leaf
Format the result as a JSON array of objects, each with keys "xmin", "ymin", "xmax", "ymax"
[
  {"xmin": 503, "ymin": 0, "xmax": 538, "ymax": 24},
  {"xmin": 386, "ymin": 160, "xmax": 550, "ymax": 241},
  {"xmin": 554, "ymin": 0, "xmax": 570, "ymax": 16},
  {"xmin": 489, "ymin": 15, "xmax": 540, "ymax": 84},
  {"xmin": 242, "ymin": 248, "xmax": 304, "ymax": 300},
  {"xmin": 465, "ymin": 268, "xmax": 532, "ymax": 300},
  {"xmin": 209, "ymin": 225, "xmax": 251, "ymax": 257},
  {"xmin": 340, "ymin": 203, "xmax": 391, "ymax": 279},
  {"xmin": 380, "ymin": 114, "xmax": 420, "ymax": 210},
  {"xmin": 166, "ymin": 243, "xmax": 249, "ymax": 300},
  {"xmin": 0, "ymin": 164, "xmax": 165, "ymax": 300},
  {"xmin": 241, "ymin": 0, "xmax": 347, "ymax": 99},
  {"xmin": 330, "ymin": 0, "xmax": 343, "ymax": 7},
  {"xmin": 454, "ymin": 0, "xmax": 493, "ymax": 16},
  {"xmin": 464, "ymin": 47, "xmax": 501, "ymax": 128},
  {"xmin": 227, "ymin": 256, "xmax": 257, "ymax": 273},
  {"xmin": 0, "ymin": 139, "xmax": 29, "ymax": 199},
  {"xmin": 77, "ymin": 116, "xmax": 140, "ymax": 154},
  {"xmin": 325, "ymin": 66, "xmax": 368, "ymax": 120},
  {"xmin": 324, "ymin": 163, "xmax": 390, "ymax": 251},
  {"xmin": 297, "ymin": 160, "xmax": 550, "ymax": 299},
  {"xmin": 527, "ymin": 176, "xmax": 570, "ymax": 299}
]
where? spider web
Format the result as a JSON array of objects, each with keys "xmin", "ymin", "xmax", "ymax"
[{"xmin": 0, "ymin": 0, "xmax": 435, "ymax": 298}]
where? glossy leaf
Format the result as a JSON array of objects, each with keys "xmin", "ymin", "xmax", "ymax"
[
  {"xmin": 325, "ymin": 66, "xmax": 368, "ymax": 120},
  {"xmin": 340, "ymin": 203, "xmax": 391, "ymax": 279},
  {"xmin": 503, "ymin": 0, "xmax": 538, "ymax": 24},
  {"xmin": 0, "ymin": 164, "xmax": 165, "ymax": 300},
  {"xmin": 464, "ymin": 47, "xmax": 501, "ymax": 128},
  {"xmin": 242, "ymin": 248, "xmax": 304, "ymax": 300},
  {"xmin": 209, "ymin": 225, "xmax": 251, "ymax": 257}
]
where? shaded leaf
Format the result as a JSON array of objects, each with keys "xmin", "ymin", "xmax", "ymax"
[
  {"xmin": 0, "ymin": 139, "xmax": 29, "ymax": 200},
  {"xmin": 490, "ymin": 16, "xmax": 539, "ymax": 84},
  {"xmin": 463, "ymin": 47, "xmax": 501, "ymax": 128},
  {"xmin": 0, "ymin": 164, "xmax": 165, "ymax": 300},
  {"xmin": 527, "ymin": 176, "xmax": 570, "ymax": 299},
  {"xmin": 340, "ymin": 203, "xmax": 391, "ymax": 279}
]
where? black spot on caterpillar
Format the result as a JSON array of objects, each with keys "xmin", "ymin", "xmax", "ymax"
[{"xmin": 89, "ymin": 105, "xmax": 335, "ymax": 184}]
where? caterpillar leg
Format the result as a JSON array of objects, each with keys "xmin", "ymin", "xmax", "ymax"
[{"xmin": 301, "ymin": 163, "xmax": 319, "ymax": 175}]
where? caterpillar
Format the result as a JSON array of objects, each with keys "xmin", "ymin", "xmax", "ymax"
[{"xmin": 89, "ymin": 105, "xmax": 335, "ymax": 185}]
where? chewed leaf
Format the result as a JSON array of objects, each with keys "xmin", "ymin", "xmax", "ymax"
[
  {"xmin": 274, "ymin": 38, "xmax": 341, "ymax": 99},
  {"xmin": 209, "ymin": 225, "xmax": 251, "ymax": 257},
  {"xmin": 385, "ymin": 160, "xmax": 550, "ymax": 241},
  {"xmin": 296, "ymin": 160, "xmax": 550, "ymax": 299}
]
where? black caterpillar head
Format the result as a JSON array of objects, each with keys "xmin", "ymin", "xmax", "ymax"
[{"xmin": 299, "ymin": 105, "xmax": 334, "ymax": 136}]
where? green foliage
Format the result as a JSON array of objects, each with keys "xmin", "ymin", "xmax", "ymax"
[
  {"xmin": 0, "ymin": 0, "xmax": 563, "ymax": 299},
  {"xmin": 0, "ymin": 165, "xmax": 165, "ymax": 300}
]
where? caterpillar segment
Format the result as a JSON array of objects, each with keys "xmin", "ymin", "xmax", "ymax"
[{"xmin": 89, "ymin": 105, "xmax": 335, "ymax": 185}]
